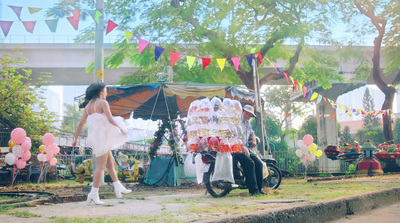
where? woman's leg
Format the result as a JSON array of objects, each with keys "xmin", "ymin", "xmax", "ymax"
[
  {"xmin": 106, "ymin": 151, "xmax": 119, "ymax": 182},
  {"xmin": 92, "ymin": 153, "xmax": 108, "ymax": 188}
]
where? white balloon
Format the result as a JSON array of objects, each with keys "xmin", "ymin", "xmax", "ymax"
[
  {"xmin": 310, "ymin": 153, "xmax": 316, "ymax": 162},
  {"xmin": 37, "ymin": 153, "xmax": 46, "ymax": 162},
  {"xmin": 5, "ymin": 153, "xmax": 16, "ymax": 165},
  {"xmin": 295, "ymin": 149, "xmax": 303, "ymax": 158},
  {"xmin": 297, "ymin": 140, "xmax": 305, "ymax": 148},
  {"xmin": 12, "ymin": 145, "xmax": 22, "ymax": 157}
]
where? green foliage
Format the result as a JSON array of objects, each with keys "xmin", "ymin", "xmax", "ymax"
[
  {"xmin": 299, "ymin": 117, "xmax": 318, "ymax": 144},
  {"xmin": 362, "ymin": 87, "xmax": 381, "ymax": 128},
  {"xmin": 355, "ymin": 127, "xmax": 384, "ymax": 145},
  {"xmin": 0, "ymin": 50, "xmax": 55, "ymax": 151},
  {"xmin": 61, "ymin": 103, "xmax": 88, "ymax": 136},
  {"xmin": 340, "ymin": 126, "xmax": 354, "ymax": 145},
  {"xmin": 393, "ymin": 118, "xmax": 400, "ymax": 143},
  {"xmin": 346, "ymin": 164, "xmax": 356, "ymax": 175}
]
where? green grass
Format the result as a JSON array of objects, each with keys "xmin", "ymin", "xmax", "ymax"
[{"xmin": 6, "ymin": 210, "xmax": 41, "ymax": 218}]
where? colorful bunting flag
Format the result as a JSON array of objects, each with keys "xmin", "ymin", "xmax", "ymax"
[
  {"xmin": 0, "ymin": 21, "xmax": 13, "ymax": 37},
  {"xmin": 138, "ymin": 38, "xmax": 149, "ymax": 55},
  {"xmin": 170, "ymin": 51, "xmax": 181, "ymax": 67},
  {"xmin": 202, "ymin": 58, "xmax": 211, "ymax": 70},
  {"xmin": 45, "ymin": 19, "xmax": 58, "ymax": 33},
  {"xmin": 8, "ymin": 6, "xmax": 23, "ymax": 20},
  {"xmin": 332, "ymin": 114, "xmax": 337, "ymax": 118},
  {"xmin": 316, "ymin": 95, "xmax": 322, "ymax": 104},
  {"xmin": 310, "ymin": 92, "xmax": 318, "ymax": 100},
  {"xmin": 124, "ymin": 29, "xmax": 133, "ymax": 43},
  {"xmin": 67, "ymin": 9, "xmax": 80, "ymax": 30},
  {"xmin": 231, "ymin": 56, "xmax": 240, "ymax": 71},
  {"xmin": 302, "ymin": 86, "xmax": 307, "ymax": 98},
  {"xmin": 22, "ymin": 21, "xmax": 36, "ymax": 33},
  {"xmin": 50, "ymin": 8, "xmax": 64, "ymax": 18},
  {"xmin": 256, "ymin": 52, "xmax": 263, "ymax": 64},
  {"xmin": 95, "ymin": 10, "xmax": 103, "ymax": 24},
  {"xmin": 154, "ymin": 46, "xmax": 164, "ymax": 61},
  {"xmin": 292, "ymin": 79, "xmax": 297, "ymax": 91},
  {"xmin": 216, "ymin": 58, "xmax": 226, "ymax": 71},
  {"xmin": 85, "ymin": 10, "xmax": 96, "ymax": 20},
  {"xmin": 106, "ymin": 19, "xmax": 118, "ymax": 35},
  {"xmin": 186, "ymin": 56, "xmax": 196, "ymax": 69},
  {"xmin": 245, "ymin": 54, "xmax": 253, "ymax": 68},
  {"xmin": 28, "ymin": 7, "xmax": 42, "ymax": 14},
  {"xmin": 307, "ymin": 90, "xmax": 313, "ymax": 100}
]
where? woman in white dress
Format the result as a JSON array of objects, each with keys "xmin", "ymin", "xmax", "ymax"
[{"xmin": 72, "ymin": 81, "xmax": 131, "ymax": 205}]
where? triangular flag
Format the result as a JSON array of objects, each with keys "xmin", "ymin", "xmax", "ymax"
[
  {"xmin": 348, "ymin": 113, "xmax": 353, "ymax": 116},
  {"xmin": 85, "ymin": 10, "xmax": 96, "ymax": 19},
  {"xmin": 216, "ymin": 58, "xmax": 226, "ymax": 71},
  {"xmin": 256, "ymin": 52, "xmax": 263, "ymax": 64},
  {"xmin": 124, "ymin": 29, "xmax": 133, "ymax": 43},
  {"xmin": 317, "ymin": 114, "xmax": 322, "ymax": 118},
  {"xmin": 310, "ymin": 92, "xmax": 318, "ymax": 100},
  {"xmin": 331, "ymin": 114, "xmax": 337, "ymax": 119},
  {"xmin": 138, "ymin": 39, "xmax": 149, "ymax": 54},
  {"xmin": 383, "ymin": 110, "xmax": 387, "ymax": 116},
  {"xmin": 285, "ymin": 113, "xmax": 291, "ymax": 117},
  {"xmin": 170, "ymin": 51, "xmax": 181, "ymax": 67},
  {"xmin": 154, "ymin": 46, "xmax": 164, "ymax": 61},
  {"xmin": 28, "ymin": 7, "xmax": 42, "ymax": 14},
  {"xmin": 22, "ymin": 21, "xmax": 36, "ymax": 33},
  {"xmin": 231, "ymin": 56, "xmax": 240, "ymax": 71},
  {"xmin": 8, "ymin": 6, "xmax": 23, "ymax": 20},
  {"xmin": 95, "ymin": 10, "xmax": 103, "ymax": 24},
  {"xmin": 292, "ymin": 79, "xmax": 297, "ymax": 91},
  {"xmin": 339, "ymin": 104, "xmax": 344, "ymax": 109},
  {"xmin": 307, "ymin": 90, "xmax": 313, "ymax": 100},
  {"xmin": 302, "ymin": 86, "xmax": 307, "ymax": 98},
  {"xmin": 202, "ymin": 58, "xmax": 211, "ymax": 70},
  {"xmin": 323, "ymin": 97, "xmax": 328, "ymax": 106},
  {"xmin": 316, "ymin": 95, "xmax": 322, "ymax": 104},
  {"xmin": 50, "ymin": 8, "xmax": 64, "ymax": 17},
  {"xmin": 67, "ymin": 9, "xmax": 80, "ymax": 30},
  {"xmin": 309, "ymin": 115, "xmax": 314, "ymax": 119},
  {"xmin": 245, "ymin": 54, "xmax": 253, "ymax": 68},
  {"xmin": 45, "ymin": 19, "xmax": 58, "ymax": 32},
  {"xmin": 106, "ymin": 19, "xmax": 118, "ymax": 35},
  {"xmin": 186, "ymin": 56, "xmax": 196, "ymax": 69},
  {"xmin": 0, "ymin": 21, "xmax": 13, "ymax": 37}
]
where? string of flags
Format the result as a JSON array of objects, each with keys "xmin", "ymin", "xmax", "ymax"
[{"xmin": 1, "ymin": 4, "xmax": 392, "ymax": 118}]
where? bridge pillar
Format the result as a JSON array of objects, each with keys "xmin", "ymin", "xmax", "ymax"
[{"xmin": 316, "ymin": 101, "xmax": 341, "ymax": 173}]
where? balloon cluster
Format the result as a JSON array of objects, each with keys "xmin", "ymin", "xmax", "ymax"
[
  {"xmin": 295, "ymin": 134, "xmax": 323, "ymax": 165},
  {"xmin": 4, "ymin": 128, "xmax": 32, "ymax": 169},
  {"xmin": 37, "ymin": 133, "xmax": 60, "ymax": 166},
  {"xmin": 186, "ymin": 97, "xmax": 244, "ymax": 153}
]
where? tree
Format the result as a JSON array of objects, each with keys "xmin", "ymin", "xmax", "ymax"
[
  {"xmin": 393, "ymin": 118, "xmax": 400, "ymax": 143},
  {"xmin": 54, "ymin": 0, "xmax": 346, "ymax": 90},
  {"xmin": 299, "ymin": 117, "xmax": 318, "ymax": 144},
  {"xmin": 61, "ymin": 103, "xmax": 88, "ymax": 136},
  {"xmin": 362, "ymin": 87, "xmax": 381, "ymax": 128},
  {"xmin": 339, "ymin": 1, "xmax": 400, "ymax": 141},
  {"xmin": 340, "ymin": 126, "xmax": 354, "ymax": 145},
  {"xmin": 0, "ymin": 51, "xmax": 55, "ymax": 150}
]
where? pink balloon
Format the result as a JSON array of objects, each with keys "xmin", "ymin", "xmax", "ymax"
[
  {"xmin": 305, "ymin": 154, "xmax": 311, "ymax": 161},
  {"xmin": 303, "ymin": 134, "xmax": 314, "ymax": 146},
  {"xmin": 49, "ymin": 157, "xmax": 57, "ymax": 166},
  {"xmin": 16, "ymin": 159, "xmax": 27, "ymax": 169},
  {"xmin": 22, "ymin": 151, "xmax": 31, "ymax": 161},
  {"xmin": 10, "ymin": 128, "xmax": 27, "ymax": 144},
  {"xmin": 42, "ymin": 133, "xmax": 55, "ymax": 145},
  {"xmin": 21, "ymin": 138, "xmax": 32, "ymax": 152},
  {"xmin": 46, "ymin": 152, "xmax": 54, "ymax": 161},
  {"xmin": 52, "ymin": 146, "xmax": 60, "ymax": 155}
]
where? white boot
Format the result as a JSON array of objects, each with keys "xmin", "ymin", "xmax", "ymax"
[
  {"xmin": 86, "ymin": 187, "xmax": 104, "ymax": 205},
  {"xmin": 113, "ymin": 180, "xmax": 132, "ymax": 198}
]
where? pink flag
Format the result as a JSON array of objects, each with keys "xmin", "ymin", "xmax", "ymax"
[
  {"xmin": 202, "ymin": 58, "xmax": 211, "ymax": 70},
  {"xmin": 8, "ymin": 6, "xmax": 22, "ymax": 20},
  {"xmin": 0, "ymin": 21, "xmax": 13, "ymax": 37},
  {"xmin": 138, "ymin": 38, "xmax": 149, "ymax": 55},
  {"xmin": 106, "ymin": 19, "xmax": 118, "ymax": 35},
  {"xmin": 22, "ymin": 21, "xmax": 36, "ymax": 33},
  {"xmin": 231, "ymin": 56, "xmax": 240, "ymax": 71},
  {"xmin": 302, "ymin": 86, "xmax": 307, "ymax": 98},
  {"xmin": 170, "ymin": 51, "xmax": 181, "ymax": 67},
  {"xmin": 67, "ymin": 9, "xmax": 80, "ymax": 30}
]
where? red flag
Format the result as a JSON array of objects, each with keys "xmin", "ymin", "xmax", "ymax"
[
  {"xmin": 292, "ymin": 79, "xmax": 297, "ymax": 91},
  {"xmin": 170, "ymin": 51, "xmax": 181, "ymax": 67},
  {"xmin": 331, "ymin": 114, "xmax": 336, "ymax": 119},
  {"xmin": 106, "ymin": 19, "xmax": 118, "ymax": 35},
  {"xmin": 67, "ymin": 9, "xmax": 80, "ymax": 30},
  {"xmin": 22, "ymin": 21, "xmax": 36, "ymax": 33},
  {"xmin": 202, "ymin": 58, "xmax": 211, "ymax": 70},
  {"xmin": 256, "ymin": 52, "xmax": 263, "ymax": 64}
]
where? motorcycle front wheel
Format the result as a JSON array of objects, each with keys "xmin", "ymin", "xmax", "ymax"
[
  {"xmin": 264, "ymin": 163, "xmax": 282, "ymax": 190},
  {"xmin": 205, "ymin": 167, "xmax": 232, "ymax": 198}
]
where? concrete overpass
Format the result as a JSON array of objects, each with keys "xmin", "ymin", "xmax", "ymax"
[{"xmin": 0, "ymin": 43, "xmax": 138, "ymax": 85}]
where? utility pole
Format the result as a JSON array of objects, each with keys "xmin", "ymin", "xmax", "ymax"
[
  {"xmin": 95, "ymin": 0, "xmax": 104, "ymax": 82},
  {"xmin": 253, "ymin": 57, "xmax": 265, "ymax": 156}
]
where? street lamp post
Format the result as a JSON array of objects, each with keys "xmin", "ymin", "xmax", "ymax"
[{"xmin": 95, "ymin": 0, "xmax": 104, "ymax": 82}]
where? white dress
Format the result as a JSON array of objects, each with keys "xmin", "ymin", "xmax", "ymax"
[{"xmin": 86, "ymin": 113, "xmax": 128, "ymax": 157}]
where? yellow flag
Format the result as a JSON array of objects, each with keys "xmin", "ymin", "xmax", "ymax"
[
  {"xmin": 186, "ymin": 56, "xmax": 196, "ymax": 69},
  {"xmin": 310, "ymin": 92, "xmax": 318, "ymax": 100},
  {"xmin": 339, "ymin": 104, "xmax": 344, "ymax": 109},
  {"xmin": 216, "ymin": 58, "xmax": 226, "ymax": 71},
  {"xmin": 124, "ymin": 29, "xmax": 133, "ymax": 43}
]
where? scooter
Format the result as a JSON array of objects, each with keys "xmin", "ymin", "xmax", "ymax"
[{"xmin": 201, "ymin": 150, "xmax": 282, "ymax": 198}]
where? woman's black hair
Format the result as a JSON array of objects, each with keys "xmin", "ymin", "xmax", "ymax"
[{"xmin": 79, "ymin": 81, "xmax": 106, "ymax": 108}]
